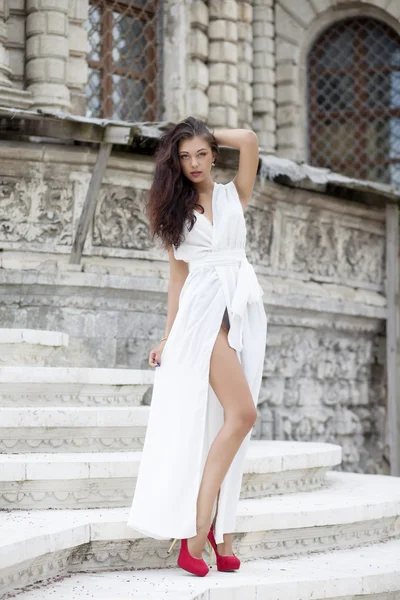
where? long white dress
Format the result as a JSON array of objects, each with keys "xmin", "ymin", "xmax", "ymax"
[{"xmin": 126, "ymin": 180, "xmax": 267, "ymax": 545}]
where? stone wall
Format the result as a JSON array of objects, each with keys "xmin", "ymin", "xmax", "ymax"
[{"xmin": 0, "ymin": 140, "xmax": 388, "ymax": 475}]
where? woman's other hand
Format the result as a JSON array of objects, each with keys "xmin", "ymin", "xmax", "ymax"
[{"xmin": 149, "ymin": 339, "xmax": 167, "ymax": 367}]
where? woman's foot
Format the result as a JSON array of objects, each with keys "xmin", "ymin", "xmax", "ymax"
[
  {"xmin": 215, "ymin": 533, "xmax": 233, "ymax": 556},
  {"xmin": 208, "ymin": 527, "xmax": 241, "ymax": 572},
  {"xmin": 187, "ymin": 526, "xmax": 209, "ymax": 559}
]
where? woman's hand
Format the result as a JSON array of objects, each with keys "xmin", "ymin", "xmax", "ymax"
[{"xmin": 149, "ymin": 339, "xmax": 167, "ymax": 367}]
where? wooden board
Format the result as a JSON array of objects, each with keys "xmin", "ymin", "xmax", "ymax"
[
  {"xmin": 385, "ymin": 202, "xmax": 400, "ymax": 476},
  {"xmin": 69, "ymin": 143, "xmax": 113, "ymax": 264}
]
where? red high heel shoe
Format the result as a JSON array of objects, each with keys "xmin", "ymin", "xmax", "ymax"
[
  {"xmin": 207, "ymin": 525, "xmax": 241, "ymax": 571},
  {"xmin": 167, "ymin": 537, "xmax": 210, "ymax": 577}
]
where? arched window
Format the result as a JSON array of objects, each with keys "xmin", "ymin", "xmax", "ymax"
[{"xmin": 307, "ymin": 17, "xmax": 400, "ymax": 185}]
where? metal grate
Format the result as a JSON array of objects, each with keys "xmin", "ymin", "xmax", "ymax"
[
  {"xmin": 85, "ymin": 0, "xmax": 159, "ymax": 122},
  {"xmin": 308, "ymin": 17, "xmax": 400, "ymax": 186}
]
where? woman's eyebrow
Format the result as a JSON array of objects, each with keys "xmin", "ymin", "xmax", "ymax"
[{"xmin": 179, "ymin": 148, "xmax": 208, "ymax": 154}]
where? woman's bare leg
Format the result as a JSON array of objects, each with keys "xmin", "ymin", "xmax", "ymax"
[
  {"xmin": 210, "ymin": 488, "xmax": 234, "ymax": 556},
  {"xmin": 187, "ymin": 324, "xmax": 257, "ymax": 558}
]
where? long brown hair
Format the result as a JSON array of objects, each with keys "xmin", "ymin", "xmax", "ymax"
[{"xmin": 145, "ymin": 116, "xmax": 219, "ymax": 250}]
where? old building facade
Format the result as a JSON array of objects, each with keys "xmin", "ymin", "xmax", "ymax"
[
  {"xmin": 2, "ymin": 1, "xmax": 400, "ymax": 179},
  {"xmin": 0, "ymin": 0, "xmax": 399, "ymax": 476}
]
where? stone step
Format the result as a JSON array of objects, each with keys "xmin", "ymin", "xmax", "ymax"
[
  {"xmin": 0, "ymin": 404, "xmax": 343, "ymax": 462},
  {"xmin": 0, "ymin": 471, "xmax": 399, "ymax": 596},
  {"xmin": 0, "ymin": 406, "xmax": 150, "ymax": 452},
  {"xmin": 0, "ymin": 329, "xmax": 69, "ymax": 367},
  {"xmin": 0, "ymin": 440, "xmax": 341, "ymax": 508},
  {"xmin": 6, "ymin": 538, "xmax": 400, "ymax": 600},
  {"xmin": 0, "ymin": 367, "xmax": 154, "ymax": 406}
]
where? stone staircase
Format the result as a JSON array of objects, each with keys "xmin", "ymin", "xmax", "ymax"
[{"xmin": 1, "ymin": 329, "xmax": 400, "ymax": 600}]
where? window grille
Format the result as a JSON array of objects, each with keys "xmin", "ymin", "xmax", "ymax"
[
  {"xmin": 85, "ymin": 0, "xmax": 160, "ymax": 122},
  {"xmin": 307, "ymin": 17, "xmax": 400, "ymax": 186}
]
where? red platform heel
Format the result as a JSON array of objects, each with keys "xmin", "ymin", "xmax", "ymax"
[
  {"xmin": 207, "ymin": 525, "xmax": 241, "ymax": 571},
  {"xmin": 167, "ymin": 537, "xmax": 210, "ymax": 577}
]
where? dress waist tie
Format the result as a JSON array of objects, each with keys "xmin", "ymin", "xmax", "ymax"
[{"xmin": 188, "ymin": 249, "xmax": 264, "ymax": 352}]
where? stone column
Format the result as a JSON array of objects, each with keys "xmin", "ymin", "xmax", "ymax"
[
  {"xmin": 0, "ymin": 0, "xmax": 12, "ymax": 87},
  {"xmin": 252, "ymin": 0, "xmax": 275, "ymax": 152},
  {"xmin": 188, "ymin": 0, "xmax": 209, "ymax": 121},
  {"xmin": 26, "ymin": 0, "xmax": 70, "ymax": 112},
  {"xmin": 67, "ymin": 0, "xmax": 88, "ymax": 115},
  {"xmin": 162, "ymin": 0, "xmax": 193, "ymax": 122},
  {"xmin": 208, "ymin": 0, "xmax": 238, "ymax": 128},
  {"xmin": 0, "ymin": 0, "xmax": 31, "ymax": 107},
  {"xmin": 237, "ymin": 1, "xmax": 253, "ymax": 128}
]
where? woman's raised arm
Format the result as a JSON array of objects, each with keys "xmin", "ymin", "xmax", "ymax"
[{"xmin": 212, "ymin": 128, "xmax": 259, "ymax": 208}]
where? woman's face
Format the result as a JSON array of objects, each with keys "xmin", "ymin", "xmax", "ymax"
[{"xmin": 178, "ymin": 136, "xmax": 215, "ymax": 184}]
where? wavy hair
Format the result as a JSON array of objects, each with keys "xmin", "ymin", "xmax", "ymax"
[{"xmin": 145, "ymin": 116, "xmax": 219, "ymax": 250}]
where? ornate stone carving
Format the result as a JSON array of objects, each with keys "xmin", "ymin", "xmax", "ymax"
[
  {"xmin": 0, "ymin": 386, "xmax": 151, "ymax": 407},
  {"xmin": 37, "ymin": 180, "xmax": 73, "ymax": 245},
  {"xmin": 0, "ymin": 466, "xmax": 330, "ymax": 509},
  {"xmin": 279, "ymin": 212, "xmax": 384, "ymax": 287},
  {"xmin": 0, "ymin": 346, "xmax": 56, "ymax": 366},
  {"xmin": 0, "ymin": 176, "xmax": 73, "ymax": 245},
  {"xmin": 0, "ymin": 478, "xmax": 136, "ymax": 508},
  {"xmin": 93, "ymin": 186, "xmax": 152, "ymax": 250},
  {"xmin": 234, "ymin": 516, "xmax": 399, "ymax": 561},
  {"xmin": 0, "ymin": 177, "xmax": 30, "ymax": 240},
  {"xmin": 241, "ymin": 467, "xmax": 327, "ymax": 498},
  {"xmin": 0, "ymin": 548, "xmax": 71, "ymax": 598},
  {"xmin": 245, "ymin": 206, "xmax": 273, "ymax": 266},
  {"xmin": 259, "ymin": 326, "xmax": 387, "ymax": 474},
  {"xmin": 66, "ymin": 515, "xmax": 399, "ymax": 571},
  {"xmin": 0, "ymin": 433, "xmax": 145, "ymax": 453}
]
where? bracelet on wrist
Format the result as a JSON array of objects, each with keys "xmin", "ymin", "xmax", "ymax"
[{"xmin": 160, "ymin": 336, "xmax": 168, "ymax": 343}]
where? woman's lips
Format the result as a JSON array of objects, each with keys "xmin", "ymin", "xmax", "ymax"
[{"xmin": 190, "ymin": 171, "xmax": 202, "ymax": 176}]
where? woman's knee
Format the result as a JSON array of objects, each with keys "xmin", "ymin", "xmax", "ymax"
[{"xmin": 228, "ymin": 403, "xmax": 258, "ymax": 434}]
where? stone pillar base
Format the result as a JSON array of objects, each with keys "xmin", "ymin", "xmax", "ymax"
[
  {"xmin": 27, "ymin": 82, "xmax": 69, "ymax": 113},
  {"xmin": 0, "ymin": 85, "xmax": 32, "ymax": 109}
]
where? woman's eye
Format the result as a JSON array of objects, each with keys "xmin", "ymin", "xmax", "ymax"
[{"xmin": 180, "ymin": 154, "xmax": 206, "ymax": 159}]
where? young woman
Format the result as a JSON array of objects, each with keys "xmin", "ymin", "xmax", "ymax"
[{"xmin": 127, "ymin": 117, "xmax": 267, "ymax": 577}]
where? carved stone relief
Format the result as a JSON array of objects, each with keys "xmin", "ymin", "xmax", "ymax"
[
  {"xmin": 245, "ymin": 205, "xmax": 273, "ymax": 266},
  {"xmin": 278, "ymin": 210, "xmax": 384, "ymax": 287},
  {"xmin": 256, "ymin": 326, "xmax": 387, "ymax": 474},
  {"xmin": 93, "ymin": 185, "xmax": 152, "ymax": 250},
  {"xmin": 0, "ymin": 176, "xmax": 73, "ymax": 245}
]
